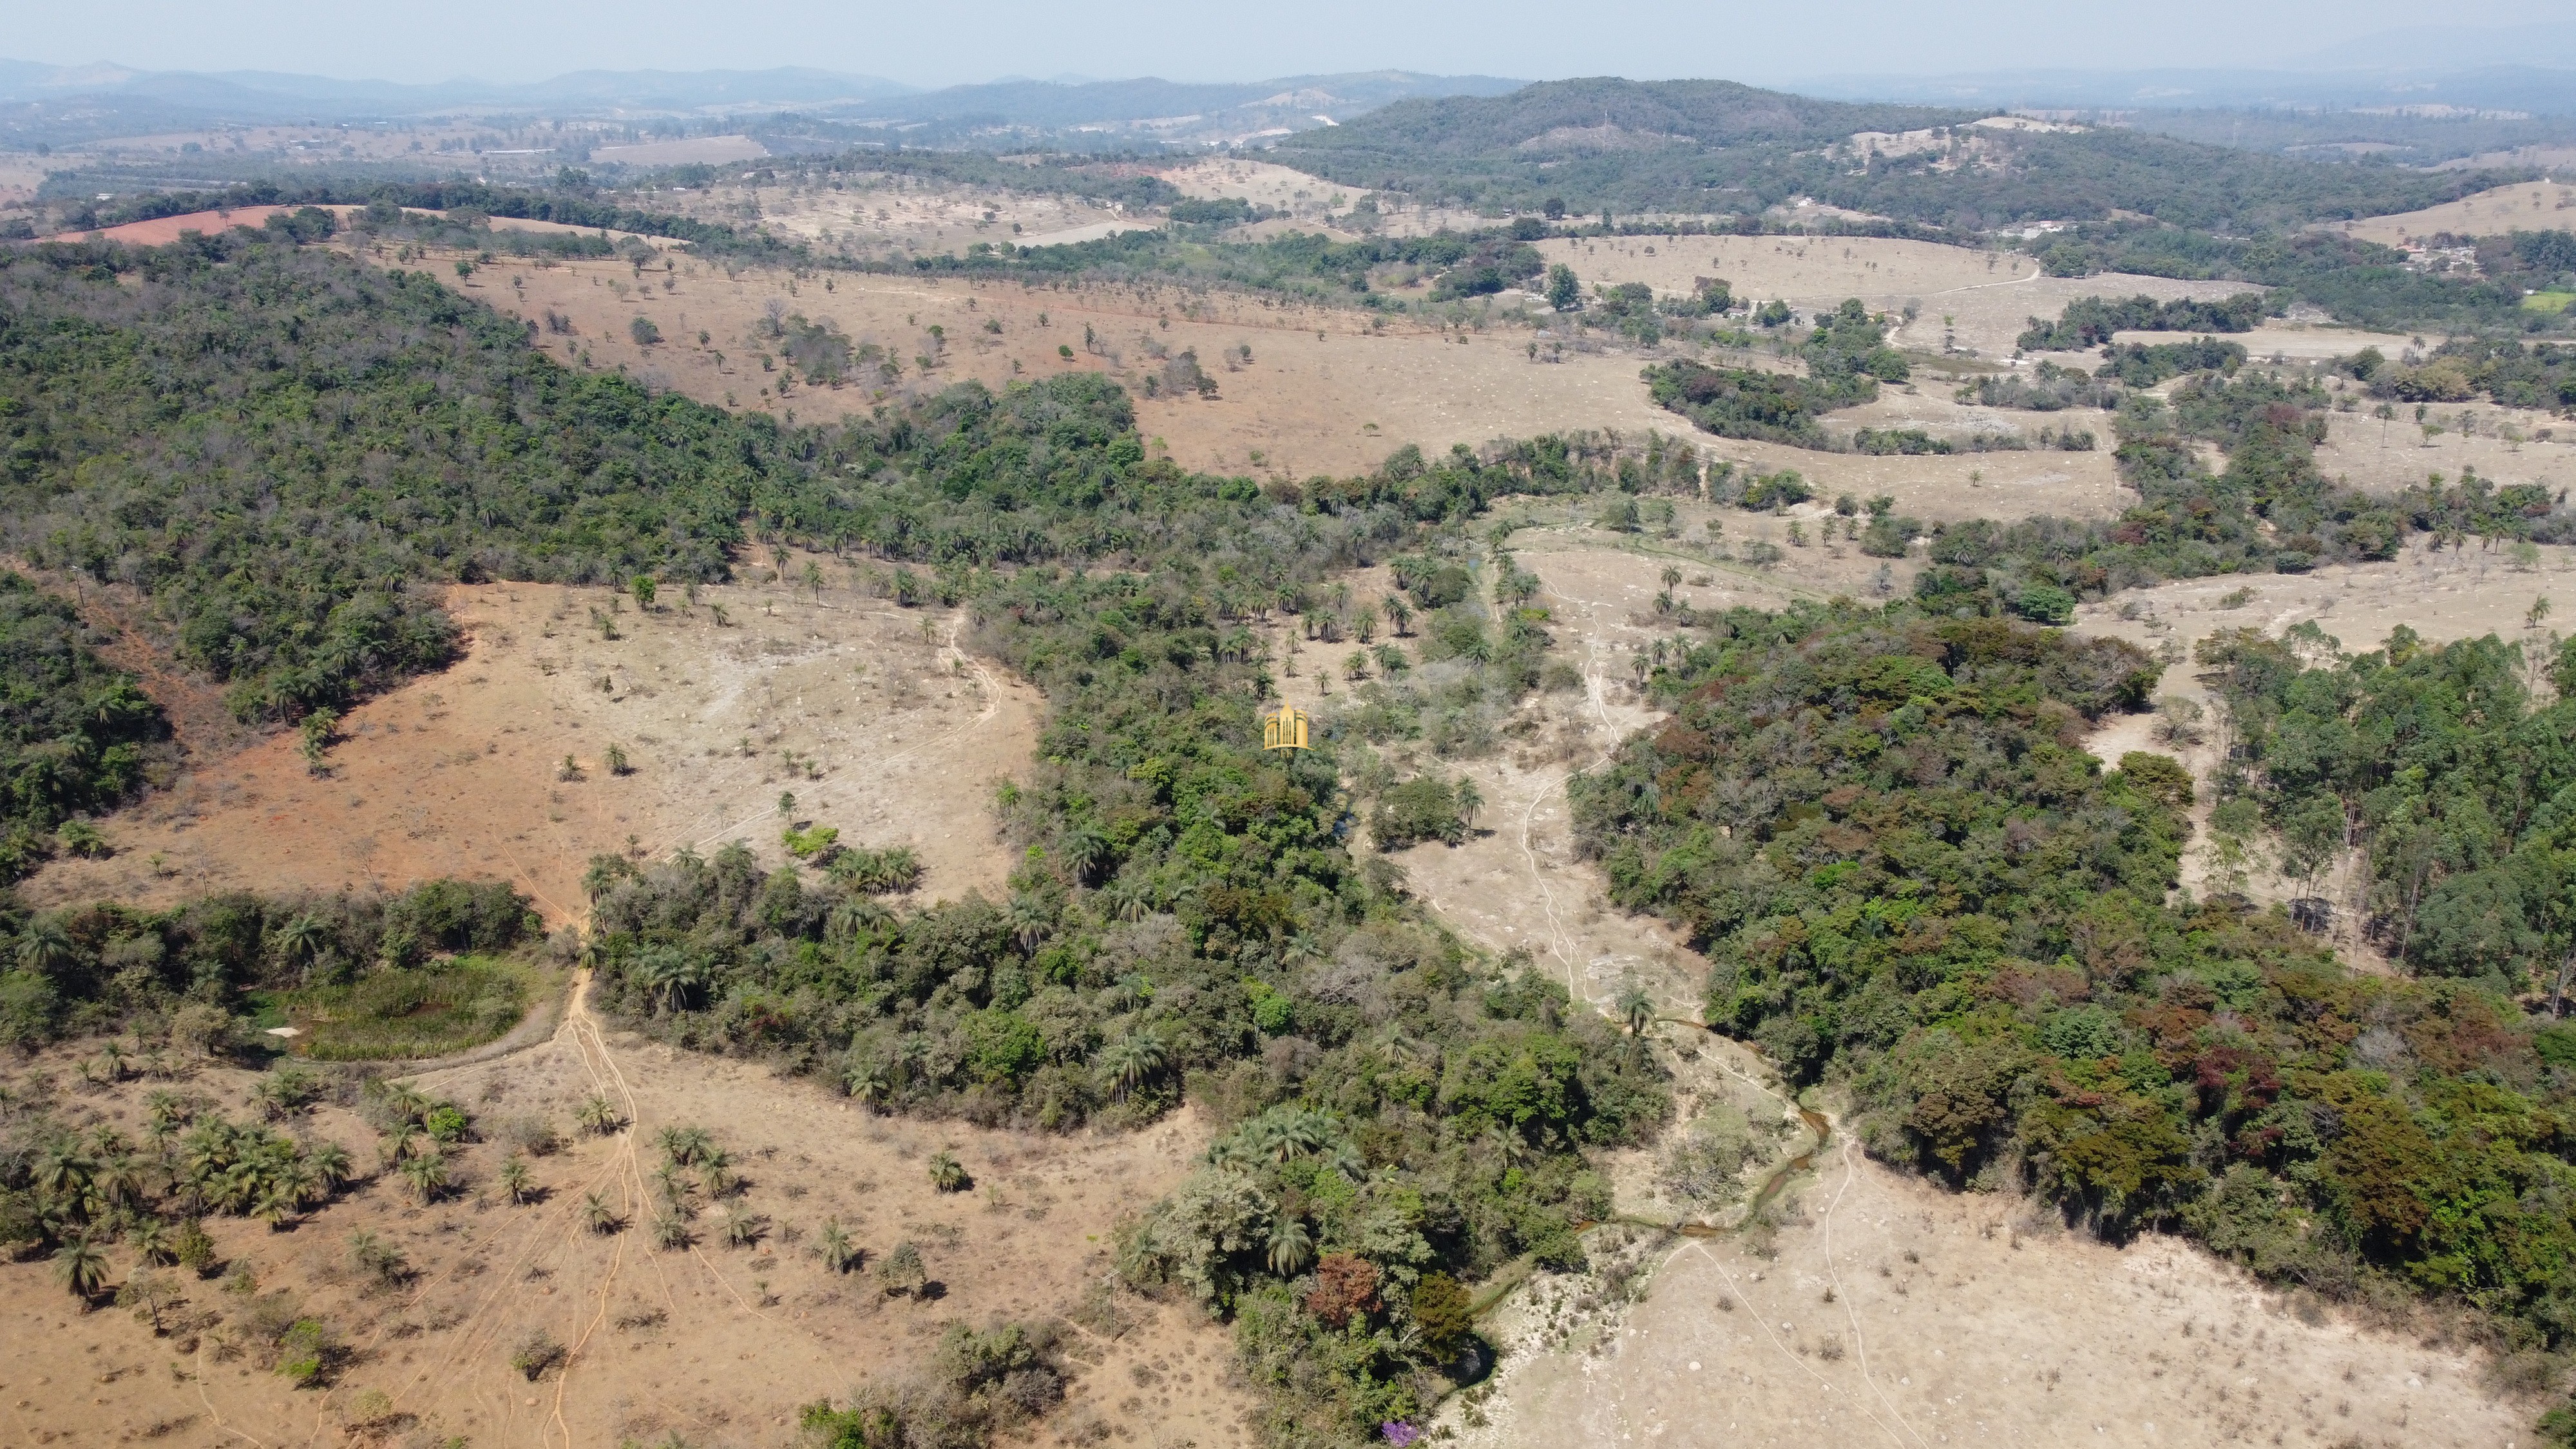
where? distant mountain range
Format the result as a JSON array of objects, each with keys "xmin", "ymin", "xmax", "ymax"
[
  {"xmin": 1793, "ymin": 23, "xmax": 2576, "ymax": 115},
  {"xmin": 0, "ymin": 61, "xmax": 1524, "ymax": 150}
]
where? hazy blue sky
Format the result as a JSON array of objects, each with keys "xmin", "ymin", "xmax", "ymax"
[{"xmin": 13, "ymin": 0, "xmax": 2575, "ymax": 87}]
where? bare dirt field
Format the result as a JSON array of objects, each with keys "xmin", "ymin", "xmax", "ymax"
[
  {"xmin": 1454, "ymin": 1135, "xmax": 2534, "ymax": 1449},
  {"xmin": 650, "ymin": 176, "xmax": 1147, "ymax": 262},
  {"xmin": 591, "ymin": 136, "xmax": 770, "ymax": 167},
  {"xmin": 2142, "ymin": 321, "xmax": 2418, "ymax": 363},
  {"xmin": 24, "ymin": 572, "xmax": 1038, "ymax": 925},
  {"xmin": 0, "ymin": 978, "xmax": 1247, "ymax": 1449},
  {"xmin": 1158, "ymin": 159, "xmax": 1362, "ymax": 232},
  {"xmin": 2329, "ymin": 180, "xmax": 2576, "ymax": 245},
  {"xmin": 2437, "ymin": 147, "xmax": 2576, "ymax": 176}
]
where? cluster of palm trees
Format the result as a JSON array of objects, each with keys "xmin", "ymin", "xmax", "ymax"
[
  {"xmin": 642, "ymin": 1124, "xmax": 738, "ymax": 1247},
  {"xmin": 368, "ymin": 1081, "xmax": 469, "ymax": 1205},
  {"xmin": 35, "ymin": 1094, "xmax": 361, "ymax": 1305}
]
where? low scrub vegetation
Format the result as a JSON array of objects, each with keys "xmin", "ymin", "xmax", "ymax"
[{"xmin": 250, "ymin": 954, "xmax": 532, "ymax": 1061}]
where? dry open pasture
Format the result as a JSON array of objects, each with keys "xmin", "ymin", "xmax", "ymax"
[
  {"xmin": 22, "ymin": 570, "xmax": 1038, "ymax": 925},
  {"xmin": 1532, "ymin": 232, "xmax": 2256, "ymax": 359},
  {"xmin": 398, "ymin": 234, "xmax": 2191, "ymax": 506},
  {"xmin": 2328, "ymin": 180, "xmax": 2576, "ymax": 246},
  {"xmin": 651, "ymin": 174, "xmax": 1154, "ymax": 258},
  {"xmin": 406, "ymin": 242, "xmax": 1695, "ymax": 477}
]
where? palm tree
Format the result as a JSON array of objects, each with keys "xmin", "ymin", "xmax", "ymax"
[
  {"xmin": 1098, "ymin": 878, "xmax": 1151, "ymax": 923},
  {"xmin": 1614, "ymin": 979, "xmax": 1655, "ymax": 1038},
  {"xmin": 1453, "ymin": 779, "xmax": 1484, "ymax": 830},
  {"xmin": 576, "ymin": 1095, "xmax": 623, "ymax": 1136},
  {"xmin": 651, "ymin": 1213, "xmax": 691, "ymax": 1251},
  {"xmin": 252, "ymin": 1182, "xmax": 298, "ymax": 1230},
  {"xmin": 660, "ymin": 1125, "xmax": 714, "ymax": 1168},
  {"xmin": 1006, "ymin": 895, "xmax": 1054, "ymax": 956},
  {"xmin": 1099, "ymin": 1030, "xmax": 1167, "ymax": 1101},
  {"xmin": 33, "ymin": 1137, "xmax": 93, "ymax": 1202},
  {"xmin": 144, "ymin": 1090, "xmax": 189, "ymax": 1139},
  {"xmin": 378, "ymin": 1121, "xmax": 420, "ymax": 1168},
  {"xmin": 1661, "ymin": 564, "xmax": 1683, "ymax": 590},
  {"xmin": 1058, "ymin": 825, "xmax": 1109, "ymax": 887},
  {"xmin": 129, "ymin": 1217, "xmax": 173, "ymax": 1266},
  {"xmin": 817, "ymin": 1217, "xmax": 858, "ymax": 1273},
  {"xmin": 1266, "ymin": 1217, "xmax": 1313, "ymax": 1276},
  {"xmin": 399, "ymin": 1149, "xmax": 449, "ymax": 1205},
  {"xmin": 91, "ymin": 1153, "xmax": 144, "ymax": 1210},
  {"xmin": 723, "ymin": 1204, "xmax": 760, "ymax": 1248},
  {"xmin": 271, "ymin": 914, "xmax": 331, "ymax": 984},
  {"xmin": 837, "ymin": 1054, "xmax": 889, "ymax": 1109},
  {"xmin": 379, "ymin": 1081, "xmax": 432, "ymax": 1126},
  {"xmin": 17, "ymin": 918, "xmax": 77, "ymax": 980},
  {"xmin": 826, "ymin": 895, "xmax": 890, "ymax": 942},
  {"xmin": 1382, "ymin": 593, "xmax": 1413, "ymax": 638},
  {"xmin": 498, "ymin": 1155, "xmax": 534, "ymax": 1206},
  {"xmin": 582, "ymin": 1192, "xmax": 620, "ymax": 1235},
  {"xmin": 53, "ymin": 1235, "xmax": 109, "ymax": 1302},
  {"xmin": 926, "ymin": 1151, "xmax": 969, "ymax": 1193},
  {"xmin": 306, "ymin": 1142, "xmax": 353, "ymax": 1193}
]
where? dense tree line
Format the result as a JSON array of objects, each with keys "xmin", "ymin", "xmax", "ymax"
[
  {"xmin": 1641, "ymin": 299, "xmax": 1903, "ymax": 448},
  {"xmin": 60, "ymin": 176, "xmax": 807, "ymax": 267},
  {"xmin": 2212, "ymin": 625, "xmax": 2576, "ymax": 994},
  {"xmin": 1570, "ymin": 601, "xmax": 2576, "ymax": 1361},
  {"xmin": 0, "ymin": 234, "xmax": 830, "ymax": 720},
  {"xmin": 0, "ymin": 877, "xmax": 534, "ymax": 1050},
  {"xmin": 0, "ymin": 572, "xmax": 167, "ymax": 877},
  {"xmin": 2025, "ymin": 225, "xmax": 2562, "ymax": 335},
  {"xmin": 2343, "ymin": 337, "xmax": 2576, "ymax": 411},
  {"xmin": 1272, "ymin": 78, "xmax": 2522, "ymax": 233},
  {"xmin": 2016, "ymin": 292, "xmax": 2270, "ymax": 351}
]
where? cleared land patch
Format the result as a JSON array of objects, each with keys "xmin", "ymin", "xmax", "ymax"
[
  {"xmin": 2329, "ymin": 180, "xmax": 2576, "ymax": 245},
  {"xmin": 24, "ymin": 574, "xmax": 1037, "ymax": 924}
]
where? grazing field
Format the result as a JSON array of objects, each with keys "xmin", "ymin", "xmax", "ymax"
[
  {"xmin": 414, "ymin": 243, "xmax": 1688, "ymax": 476},
  {"xmin": 1535, "ymin": 232, "xmax": 2256, "ymax": 358},
  {"xmin": 24, "ymin": 574, "xmax": 1038, "ymax": 924},
  {"xmin": 649, "ymin": 174, "xmax": 1149, "ymax": 260},
  {"xmin": 2329, "ymin": 180, "xmax": 2576, "ymax": 245}
]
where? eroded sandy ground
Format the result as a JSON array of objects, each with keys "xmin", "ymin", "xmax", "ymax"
[
  {"xmin": 0, "ymin": 980, "xmax": 1249, "ymax": 1448},
  {"xmin": 1456, "ymin": 1139, "xmax": 2532, "ymax": 1449},
  {"xmin": 27, "ymin": 573, "xmax": 1038, "ymax": 924}
]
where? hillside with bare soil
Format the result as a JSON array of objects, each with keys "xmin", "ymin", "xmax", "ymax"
[{"xmin": 24, "ymin": 573, "xmax": 1038, "ymax": 925}]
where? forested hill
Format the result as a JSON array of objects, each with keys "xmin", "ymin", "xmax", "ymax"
[
  {"xmin": 1272, "ymin": 77, "xmax": 2524, "ymax": 231},
  {"xmin": 1570, "ymin": 604, "xmax": 2576, "ymax": 1367}
]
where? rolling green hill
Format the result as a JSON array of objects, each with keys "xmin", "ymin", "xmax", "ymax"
[{"xmin": 1274, "ymin": 77, "xmax": 2526, "ymax": 232}]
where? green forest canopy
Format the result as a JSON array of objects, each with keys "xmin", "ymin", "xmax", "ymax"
[{"xmin": 1571, "ymin": 601, "xmax": 2576, "ymax": 1358}]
